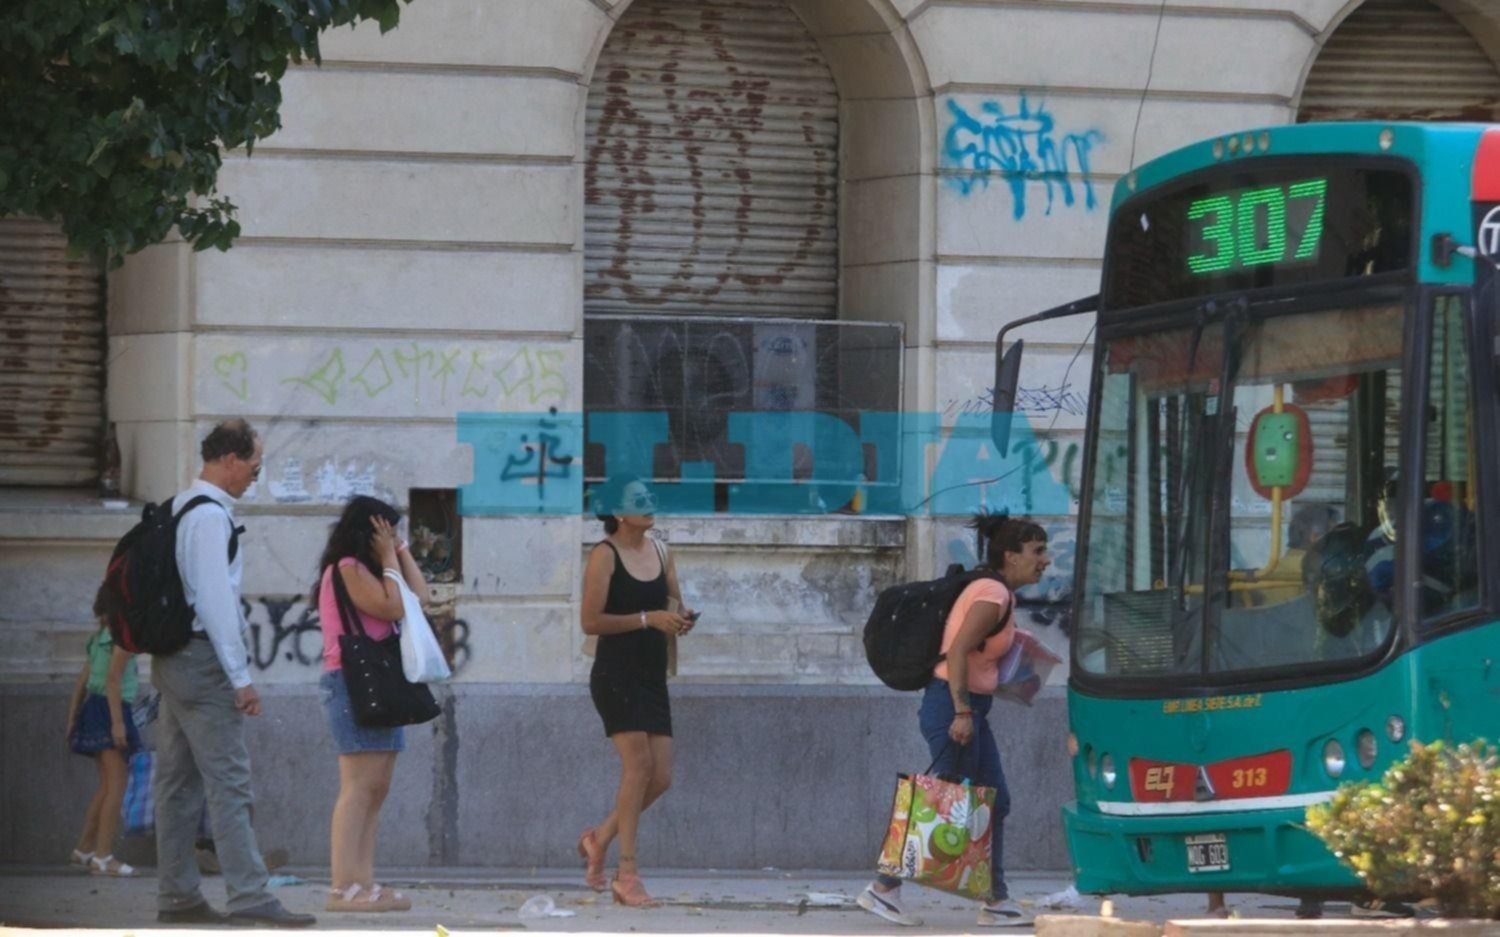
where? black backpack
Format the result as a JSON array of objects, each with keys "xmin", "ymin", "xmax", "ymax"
[
  {"xmin": 863, "ymin": 565, "xmax": 1008, "ymax": 691},
  {"xmin": 102, "ymin": 495, "xmax": 241, "ymax": 656}
]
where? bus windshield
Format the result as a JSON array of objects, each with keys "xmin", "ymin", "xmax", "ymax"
[{"xmin": 1074, "ymin": 301, "xmax": 1404, "ymax": 680}]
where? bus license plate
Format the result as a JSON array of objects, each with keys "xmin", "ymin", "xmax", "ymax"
[{"xmin": 1186, "ymin": 834, "xmax": 1229, "ymax": 873}]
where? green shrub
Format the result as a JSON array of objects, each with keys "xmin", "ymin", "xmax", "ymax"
[{"xmin": 1306, "ymin": 740, "xmax": 1500, "ymax": 919}]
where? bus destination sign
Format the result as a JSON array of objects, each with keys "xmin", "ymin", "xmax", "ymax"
[
  {"xmin": 1105, "ymin": 162, "xmax": 1413, "ymax": 309},
  {"xmin": 1186, "ymin": 177, "xmax": 1327, "ymax": 275}
]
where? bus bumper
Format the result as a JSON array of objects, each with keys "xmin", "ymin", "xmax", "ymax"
[{"xmin": 1061, "ymin": 801, "xmax": 1362, "ymax": 896}]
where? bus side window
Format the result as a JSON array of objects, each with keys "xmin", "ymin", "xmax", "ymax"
[{"xmin": 1420, "ymin": 296, "xmax": 1481, "ymax": 625}]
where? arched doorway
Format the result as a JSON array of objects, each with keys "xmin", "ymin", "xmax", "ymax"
[
  {"xmin": 584, "ymin": 0, "xmax": 839, "ymax": 318},
  {"xmin": 580, "ymin": 0, "xmax": 921, "ymax": 500},
  {"xmin": 1299, "ymin": 0, "xmax": 1500, "ymax": 121}
]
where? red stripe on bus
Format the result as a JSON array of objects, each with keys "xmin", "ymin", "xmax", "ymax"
[{"xmin": 1472, "ymin": 129, "xmax": 1500, "ymax": 201}]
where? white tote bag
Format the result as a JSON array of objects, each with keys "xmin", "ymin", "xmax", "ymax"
[{"xmin": 385, "ymin": 570, "xmax": 452, "ymax": 683}]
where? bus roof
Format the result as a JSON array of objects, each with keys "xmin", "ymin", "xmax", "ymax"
[{"xmin": 1111, "ymin": 122, "xmax": 1500, "ymax": 285}]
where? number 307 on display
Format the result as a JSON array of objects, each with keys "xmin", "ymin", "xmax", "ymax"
[{"xmin": 1186, "ymin": 178, "xmax": 1328, "ymax": 275}]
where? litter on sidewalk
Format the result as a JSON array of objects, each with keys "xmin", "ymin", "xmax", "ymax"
[{"xmin": 517, "ymin": 895, "xmax": 576, "ymax": 919}]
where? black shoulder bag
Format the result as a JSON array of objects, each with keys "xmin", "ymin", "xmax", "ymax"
[{"xmin": 331, "ymin": 566, "xmax": 441, "ymax": 728}]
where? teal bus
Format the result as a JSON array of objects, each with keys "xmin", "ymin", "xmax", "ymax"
[{"xmin": 993, "ymin": 122, "xmax": 1500, "ymax": 897}]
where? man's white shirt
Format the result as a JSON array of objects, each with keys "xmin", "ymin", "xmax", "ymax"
[{"xmin": 171, "ymin": 479, "xmax": 252, "ymax": 689}]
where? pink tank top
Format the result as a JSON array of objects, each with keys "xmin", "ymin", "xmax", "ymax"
[
  {"xmin": 932, "ymin": 577, "xmax": 1015, "ymax": 694},
  {"xmin": 320, "ymin": 557, "xmax": 397, "ymax": 672}
]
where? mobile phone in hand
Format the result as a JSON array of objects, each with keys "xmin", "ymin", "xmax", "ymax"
[{"xmin": 687, "ymin": 610, "xmax": 702, "ymax": 622}]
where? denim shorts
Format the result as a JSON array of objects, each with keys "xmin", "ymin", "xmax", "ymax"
[{"xmin": 320, "ymin": 670, "xmax": 405, "ymax": 754}]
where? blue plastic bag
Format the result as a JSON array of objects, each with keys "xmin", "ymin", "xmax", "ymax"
[{"xmin": 121, "ymin": 751, "xmax": 154, "ymax": 836}]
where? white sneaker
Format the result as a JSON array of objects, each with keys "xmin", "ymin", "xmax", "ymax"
[
  {"xmin": 856, "ymin": 883, "xmax": 923, "ymax": 926},
  {"xmin": 1038, "ymin": 885, "xmax": 1084, "ymax": 911},
  {"xmin": 977, "ymin": 898, "xmax": 1032, "ymax": 926}
]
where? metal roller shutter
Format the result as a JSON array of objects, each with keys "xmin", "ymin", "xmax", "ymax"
[
  {"xmin": 1299, "ymin": 0, "xmax": 1500, "ymax": 122},
  {"xmin": 0, "ymin": 218, "xmax": 105, "ymax": 486},
  {"xmin": 584, "ymin": 0, "xmax": 838, "ymax": 317}
]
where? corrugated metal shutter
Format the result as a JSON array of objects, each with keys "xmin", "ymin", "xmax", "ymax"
[
  {"xmin": 1299, "ymin": 0, "xmax": 1500, "ymax": 122},
  {"xmin": 1301, "ymin": 399, "xmax": 1350, "ymax": 504},
  {"xmin": 1301, "ymin": 375, "xmax": 1402, "ymax": 507},
  {"xmin": 584, "ymin": 0, "xmax": 838, "ymax": 317},
  {"xmin": 0, "ymin": 218, "xmax": 105, "ymax": 486}
]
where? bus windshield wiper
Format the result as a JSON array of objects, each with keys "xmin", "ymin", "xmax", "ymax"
[
  {"xmin": 1200, "ymin": 297, "xmax": 1250, "ymax": 671},
  {"xmin": 1165, "ymin": 302, "xmax": 1212, "ymax": 599}
]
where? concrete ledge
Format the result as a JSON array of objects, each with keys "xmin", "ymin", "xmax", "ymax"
[
  {"xmin": 0, "ymin": 489, "xmax": 140, "ymax": 542},
  {"xmin": 1163, "ymin": 920, "xmax": 1498, "ymax": 936},
  {"xmin": 1042, "ymin": 916, "xmax": 1500, "ymax": 937},
  {"xmin": 1038, "ymin": 914, "xmax": 1164, "ymax": 936}
]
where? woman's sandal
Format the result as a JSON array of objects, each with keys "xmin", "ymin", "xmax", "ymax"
[
  {"xmin": 326, "ymin": 883, "xmax": 408, "ymax": 913},
  {"xmin": 370, "ymin": 884, "xmax": 412, "ymax": 911},
  {"xmin": 69, "ymin": 849, "xmax": 94, "ymax": 869},
  {"xmin": 576, "ymin": 828, "xmax": 607, "ymax": 892},
  {"xmin": 89, "ymin": 854, "xmax": 135, "ymax": 877},
  {"xmin": 326, "ymin": 884, "xmax": 368, "ymax": 912},
  {"xmin": 611, "ymin": 871, "xmax": 659, "ymax": 908}
]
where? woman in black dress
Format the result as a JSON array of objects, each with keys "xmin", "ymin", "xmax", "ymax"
[{"xmin": 577, "ymin": 476, "xmax": 694, "ymax": 907}]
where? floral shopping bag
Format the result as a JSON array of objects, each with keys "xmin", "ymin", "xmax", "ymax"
[{"xmin": 876, "ymin": 767, "xmax": 996, "ymax": 899}]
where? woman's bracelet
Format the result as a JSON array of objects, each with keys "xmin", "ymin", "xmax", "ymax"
[
  {"xmin": 954, "ymin": 710, "xmax": 973, "ymax": 717},
  {"xmin": 639, "ymin": 610, "xmax": 648, "ymax": 629}
]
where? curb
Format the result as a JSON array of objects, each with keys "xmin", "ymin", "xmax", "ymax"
[
  {"xmin": 1037, "ymin": 916, "xmax": 1165, "ymax": 937},
  {"xmin": 1163, "ymin": 921, "xmax": 1500, "ymax": 936},
  {"xmin": 1037, "ymin": 916, "xmax": 1500, "ymax": 937}
]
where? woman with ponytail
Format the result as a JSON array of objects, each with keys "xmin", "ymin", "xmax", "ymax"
[{"xmin": 857, "ymin": 513, "xmax": 1050, "ymax": 928}]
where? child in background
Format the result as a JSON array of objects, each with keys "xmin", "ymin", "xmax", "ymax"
[{"xmin": 65, "ymin": 584, "xmax": 142, "ymax": 876}]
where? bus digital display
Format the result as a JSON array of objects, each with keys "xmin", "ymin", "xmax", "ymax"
[
  {"xmin": 1105, "ymin": 164, "xmax": 1413, "ymax": 309},
  {"xmin": 1186, "ymin": 177, "xmax": 1326, "ymax": 274}
]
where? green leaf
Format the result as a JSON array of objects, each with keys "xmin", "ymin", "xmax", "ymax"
[
  {"xmin": 375, "ymin": 0, "xmax": 400, "ymax": 32},
  {"xmin": 7, "ymin": 0, "xmax": 409, "ymax": 259}
]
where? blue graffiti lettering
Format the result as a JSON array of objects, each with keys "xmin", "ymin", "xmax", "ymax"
[{"xmin": 942, "ymin": 95, "xmax": 1102, "ymax": 218}]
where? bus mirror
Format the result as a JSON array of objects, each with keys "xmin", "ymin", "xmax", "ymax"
[
  {"xmin": 985, "ymin": 293, "xmax": 1096, "ymax": 454},
  {"xmin": 992, "ymin": 339, "xmax": 1025, "ymax": 454}
]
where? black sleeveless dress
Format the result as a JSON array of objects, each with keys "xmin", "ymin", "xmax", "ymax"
[{"xmin": 589, "ymin": 541, "xmax": 672, "ymax": 737}]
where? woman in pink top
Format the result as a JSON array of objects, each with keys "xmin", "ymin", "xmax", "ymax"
[
  {"xmin": 858, "ymin": 514, "xmax": 1050, "ymax": 929},
  {"xmin": 313, "ymin": 496, "xmax": 430, "ymax": 913}
]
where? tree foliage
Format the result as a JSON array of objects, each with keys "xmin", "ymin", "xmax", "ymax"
[
  {"xmin": 1307, "ymin": 739, "xmax": 1500, "ymax": 919},
  {"xmin": 0, "ymin": 0, "xmax": 412, "ymax": 265}
]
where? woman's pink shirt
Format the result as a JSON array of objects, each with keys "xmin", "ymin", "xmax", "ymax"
[{"xmin": 319, "ymin": 557, "xmax": 397, "ymax": 671}]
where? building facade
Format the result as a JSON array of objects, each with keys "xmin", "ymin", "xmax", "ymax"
[{"xmin": 3, "ymin": 0, "xmax": 1499, "ymax": 870}]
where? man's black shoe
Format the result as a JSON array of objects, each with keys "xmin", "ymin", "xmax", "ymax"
[
  {"xmin": 158, "ymin": 901, "xmax": 228, "ymax": 925},
  {"xmin": 226, "ymin": 899, "xmax": 316, "ymax": 928}
]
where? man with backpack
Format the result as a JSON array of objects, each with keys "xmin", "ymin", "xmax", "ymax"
[{"xmin": 147, "ymin": 419, "xmax": 314, "ymax": 927}]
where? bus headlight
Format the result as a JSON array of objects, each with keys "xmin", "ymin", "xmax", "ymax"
[
  {"xmin": 1386, "ymin": 715, "xmax": 1405, "ymax": 743},
  {"xmin": 1100, "ymin": 753, "xmax": 1117, "ymax": 789},
  {"xmin": 1356, "ymin": 730, "xmax": 1377, "ymax": 770},
  {"xmin": 1086, "ymin": 745, "xmax": 1097, "ymax": 779},
  {"xmin": 1323, "ymin": 739, "xmax": 1346, "ymax": 778}
]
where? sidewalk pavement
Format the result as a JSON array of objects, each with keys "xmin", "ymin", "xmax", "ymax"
[{"xmin": 0, "ymin": 867, "xmax": 1382, "ymax": 935}]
